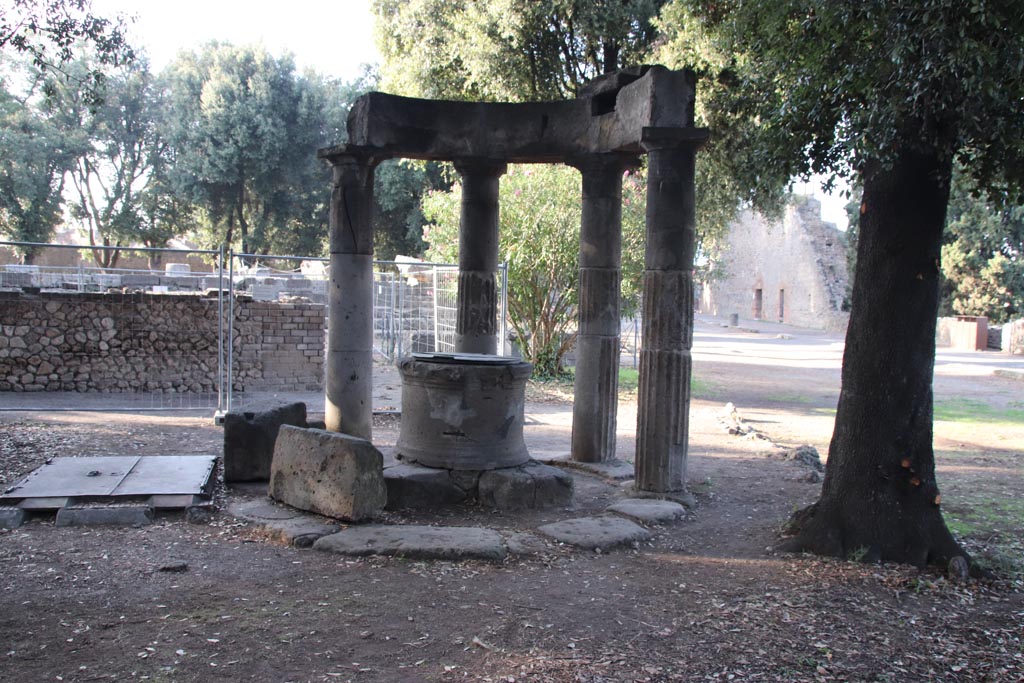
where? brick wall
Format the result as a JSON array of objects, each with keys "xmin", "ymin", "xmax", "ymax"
[{"xmin": 0, "ymin": 291, "xmax": 324, "ymax": 394}]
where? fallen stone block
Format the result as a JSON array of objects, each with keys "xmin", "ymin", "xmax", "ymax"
[
  {"xmin": 223, "ymin": 402, "xmax": 309, "ymax": 482},
  {"xmin": 384, "ymin": 464, "xmax": 467, "ymax": 510},
  {"xmin": 536, "ymin": 515, "xmax": 650, "ymax": 551},
  {"xmin": 269, "ymin": 426, "xmax": 386, "ymax": 522},
  {"xmin": 314, "ymin": 525, "xmax": 507, "ymax": 562}
]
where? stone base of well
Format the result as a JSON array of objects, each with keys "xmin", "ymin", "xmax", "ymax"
[
  {"xmin": 384, "ymin": 460, "xmax": 574, "ymax": 511},
  {"xmin": 395, "ymin": 355, "xmax": 533, "ymax": 470}
]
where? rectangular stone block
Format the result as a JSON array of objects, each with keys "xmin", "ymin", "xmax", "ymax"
[{"xmin": 270, "ymin": 426, "xmax": 386, "ymax": 522}]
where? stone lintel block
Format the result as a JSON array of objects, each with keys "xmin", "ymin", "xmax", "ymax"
[
  {"xmin": 269, "ymin": 426, "xmax": 386, "ymax": 522},
  {"xmin": 223, "ymin": 402, "xmax": 308, "ymax": 482}
]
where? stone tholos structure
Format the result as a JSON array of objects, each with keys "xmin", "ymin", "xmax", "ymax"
[{"xmin": 319, "ymin": 65, "xmax": 707, "ymax": 497}]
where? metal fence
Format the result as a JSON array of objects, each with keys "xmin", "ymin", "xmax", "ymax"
[{"xmin": 0, "ymin": 241, "xmax": 507, "ymax": 414}]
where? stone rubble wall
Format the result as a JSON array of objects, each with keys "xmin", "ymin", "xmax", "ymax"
[{"xmin": 0, "ymin": 291, "xmax": 324, "ymax": 393}]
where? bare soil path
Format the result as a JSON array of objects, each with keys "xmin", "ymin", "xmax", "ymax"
[{"xmin": 1, "ymin": 319, "xmax": 1022, "ymax": 682}]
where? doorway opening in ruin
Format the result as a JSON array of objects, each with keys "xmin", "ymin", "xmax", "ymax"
[
  {"xmin": 753, "ymin": 288, "xmax": 763, "ymax": 319},
  {"xmin": 779, "ymin": 288, "xmax": 786, "ymax": 322}
]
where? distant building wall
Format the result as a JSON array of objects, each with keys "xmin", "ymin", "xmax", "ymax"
[{"xmin": 701, "ymin": 197, "xmax": 850, "ymax": 331}]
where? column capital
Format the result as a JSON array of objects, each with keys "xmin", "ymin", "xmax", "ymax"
[
  {"xmin": 319, "ymin": 144, "xmax": 388, "ymax": 168},
  {"xmin": 640, "ymin": 127, "xmax": 711, "ymax": 152},
  {"xmin": 566, "ymin": 152, "xmax": 641, "ymax": 175},
  {"xmin": 453, "ymin": 157, "xmax": 508, "ymax": 178}
]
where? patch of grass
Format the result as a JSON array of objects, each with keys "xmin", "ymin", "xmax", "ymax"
[
  {"xmin": 761, "ymin": 391, "xmax": 815, "ymax": 405},
  {"xmin": 933, "ymin": 398, "xmax": 1024, "ymax": 425},
  {"xmin": 812, "ymin": 407, "xmax": 837, "ymax": 417},
  {"xmin": 944, "ymin": 495, "xmax": 1024, "ymax": 576}
]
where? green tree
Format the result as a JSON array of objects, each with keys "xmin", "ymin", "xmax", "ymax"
[
  {"xmin": 940, "ymin": 172, "xmax": 1024, "ymax": 324},
  {"xmin": 374, "ymin": 0, "xmax": 666, "ymax": 101},
  {"xmin": 422, "ymin": 164, "xmax": 646, "ymax": 377},
  {"xmin": 161, "ymin": 43, "xmax": 351, "ymax": 257},
  {"xmin": 0, "ymin": 0, "xmax": 134, "ymax": 104},
  {"xmin": 54, "ymin": 57, "xmax": 164, "ymax": 267},
  {"xmin": 656, "ymin": 0, "xmax": 1024, "ymax": 568},
  {"xmin": 0, "ymin": 56, "xmax": 84, "ymax": 262}
]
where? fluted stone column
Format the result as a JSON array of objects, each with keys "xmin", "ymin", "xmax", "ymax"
[
  {"xmin": 325, "ymin": 153, "xmax": 378, "ymax": 439},
  {"xmin": 635, "ymin": 129, "xmax": 708, "ymax": 495},
  {"xmin": 570, "ymin": 154, "xmax": 638, "ymax": 463},
  {"xmin": 454, "ymin": 159, "xmax": 507, "ymax": 354}
]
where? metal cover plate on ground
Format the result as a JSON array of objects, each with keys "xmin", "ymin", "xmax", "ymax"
[
  {"xmin": 1, "ymin": 455, "xmax": 217, "ymax": 510},
  {"xmin": 412, "ymin": 352, "xmax": 519, "ymax": 365}
]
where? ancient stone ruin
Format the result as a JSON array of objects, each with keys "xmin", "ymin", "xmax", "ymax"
[{"xmin": 318, "ymin": 65, "xmax": 707, "ymax": 503}]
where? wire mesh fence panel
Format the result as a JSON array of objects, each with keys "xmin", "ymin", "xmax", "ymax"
[
  {"xmin": 0, "ymin": 242, "xmax": 226, "ymax": 412},
  {"xmin": 620, "ymin": 317, "xmax": 642, "ymax": 368},
  {"xmin": 2, "ymin": 242, "xmax": 509, "ymax": 415}
]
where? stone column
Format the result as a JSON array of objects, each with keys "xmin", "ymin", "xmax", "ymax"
[
  {"xmin": 454, "ymin": 159, "xmax": 507, "ymax": 354},
  {"xmin": 325, "ymin": 153, "xmax": 378, "ymax": 440},
  {"xmin": 635, "ymin": 130, "xmax": 708, "ymax": 496},
  {"xmin": 569, "ymin": 154, "xmax": 638, "ymax": 464}
]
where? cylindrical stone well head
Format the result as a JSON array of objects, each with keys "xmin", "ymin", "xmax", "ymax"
[{"xmin": 396, "ymin": 355, "xmax": 533, "ymax": 470}]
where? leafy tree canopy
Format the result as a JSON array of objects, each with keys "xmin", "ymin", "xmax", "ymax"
[
  {"xmin": 422, "ymin": 164, "xmax": 647, "ymax": 377},
  {"xmin": 655, "ymin": 1, "xmax": 1024, "ymax": 198},
  {"xmin": 374, "ymin": 0, "xmax": 666, "ymax": 101},
  {"xmin": 0, "ymin": 0, "xmax": 134, "ymax": 104}
]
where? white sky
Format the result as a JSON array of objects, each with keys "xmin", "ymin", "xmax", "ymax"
[
  {"xmin": 88, "ymin": 0, "xmax": 849, "ymax": 230},
  {"xmin": 91, "ymin": 0, "xmax": 380, "ymax": 82}
]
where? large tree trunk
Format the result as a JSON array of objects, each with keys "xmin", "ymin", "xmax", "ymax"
[{"xmin": 782, "ymin": 145, "xmax": 966, "ymax": 568}]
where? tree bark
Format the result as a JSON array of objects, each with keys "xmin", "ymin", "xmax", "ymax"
[{"xmin": 781, "ymin": 144, "xmax": 967, "ymax": 568}]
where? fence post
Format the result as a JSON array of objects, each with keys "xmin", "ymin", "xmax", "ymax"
[
  {"xmin": 227, "ymin": 250, "xmax": 235, "ymax": 412},
  {"xmin": 217, "ymin": 244, "xmax": 225, "ymax": 415},
  {"xmin": 500, "ymin": 261, "xmax": 509, "ymax": 355}
]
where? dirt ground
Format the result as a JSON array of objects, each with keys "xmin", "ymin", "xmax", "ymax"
[{"xmin": 1, "ymin": 321, "xmax": 1022, "ymax": 682}]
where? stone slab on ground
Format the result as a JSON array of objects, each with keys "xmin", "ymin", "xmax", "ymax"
[
  {"xmin": 478, "ymin": 461, "xmax": 574, "ymax": 510},
  {"xmin": 625, "ymin": 487, "xmax": 698, "ymax": 508},
  {"xmin": 269, "ymin": 426, "xmax": 386, "ymax": 522},
  {"xmin": 55, "ymin": 505, "xmax": 154, "ymax": 527},
  {"xmin": 313, "ymin": 525, "xmax": 507, "ymax": 562},
  {"xmin": 228, "ymin": 498, "xmax": 340, "ymax": 547},
  {"xmin": 536, "ymin": 515, "xmax": 650, "ymax": 551},
  {"xmin": 535, "ymin": 456, "xmax": 636, "ymax": 481},
  {"xmin": 383, "ymin": 463, "xmax": 467, "ymax": 510},
  {"xmin": 503, "ymin": 531, "xmax": 550, "ymax": 556},
  {"xmin": 606, "ymin": 498, "xmax": 686, "ymax": 525},
  {"xmin": 0, "ymin": 507, "xmax": 26, "ymax": 529}
]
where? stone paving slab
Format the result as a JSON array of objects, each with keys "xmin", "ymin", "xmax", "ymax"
[
  {"xmin": 313, "ymin": 525, "xmax": 507, "ymax": 562},
  {"xmin": 606, "ymin": 498, "xmax": 686, "ymax": 525},
  {"xmin": 228, "ymin": 498, "xmax": 340, "ymax": 547},
  {"xmin": 536, "ymin": 515, "xmax": 650, "ymax": 551}
]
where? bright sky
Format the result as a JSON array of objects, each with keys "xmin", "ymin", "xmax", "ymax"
[
  {"xmin": 88, "ymin": 0, "xmax": 850, "ymax": 230},
  {"xmin": 91, "ymin": 0, "xmax": 380, "ymax": 82}
]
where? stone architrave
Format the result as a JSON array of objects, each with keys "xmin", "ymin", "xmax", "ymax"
[
  {"xmin": 634, "ymin": 128, "xmax": 709, "ymax": 495},
  {"xmin": 454, "ymin": 159, "xmax": 507, "ymax": 354},
  {"xmin": 569, "ymin": 153, "xmax": 638, "ymax": 464},
  {"xmin": 269, "ymin": 425, "xmax": 386, "ymax": 522},
  {"xmin": 322, "ymin": 151, "xmax": 379, "ymax": 440}
]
